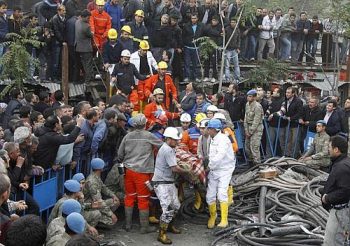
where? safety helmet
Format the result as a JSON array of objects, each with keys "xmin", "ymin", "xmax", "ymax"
[
  {"xmin": 108, "ymin": 28, "xmax": 118, "ymax": 39},
  {"xmin": 121, "ymin": 49, "xmax": 131, "ymax": 57},
  {"xmin": 96, "ymin": 0, "xmax": 105, "ymax": 6},
  {"xmin": 153, "ymin": 88, "xmax": 164, "ymax": 95},
  {"xmin": 213, "ymin": 112, "xmax": 226, "ymax": 121},
  {"xmin": 163, "ymin": 127, "xmax": 182, "ymax": 140},
  {"xmin": 195, "ymin": 113, "xmax": 207, "ymax": 123},
  {"xmin": 139, "ymin": 40, "xmax": 150, "ymax": 50},
  {"xmin": 207, "ymin": 119, "xmax": 222, "ymax": 130},
  {"xmin": 198, "ymin": 118, "xmax": 210, "ymax": 128},
  {"xmin": 135, "ymin": 9, "xmax": 145, "ymax": 17},
  {"xmin": 158, "ymin": 61, "xmax": 168, "ymax": 70},
  {"xmin": 180, "ymin": 113, "xmax": 191, "ymax": 122},
  {"xmin": 121, "ymin": 25, "xmax": 132, "ymax": 34},
  {"xmin": 206, "ymin": 105, "xmax": 219, "ymax": 112}
]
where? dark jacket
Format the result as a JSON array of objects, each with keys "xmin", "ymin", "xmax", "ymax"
[
  {"xmin": 181, "ymin": 4, "xmax": 200, "ymax": 25},
  {"xmin": 301, "ymin": 105, "xmax": 324, "ymax": 132},
  {"xmin": 111, "ymin": 63, "xmax": 147, "ymax": 95},
  {"xmin": 341, "ymin": 109, "xmax": 350, "ymax": 133},
  {"xmin": 150, "ymin": 25, "xmax": 172, "ymax": 49},
  {"xmin": 204, "ymin": 23, "xmax": 222, "ymax": 46},
  {"xmin": 281, "ymin": 96, "xmax": 303, "ymax": 128},
  {"xmin": 66, "ymin": 16, "xmax": 77, "ymax": 46},
  {"xmin": 225, "ymin": 25, "xmax": 240, "ymax": 50},
  {"xmin": 33, "ymin": 101, "xmax": 50, "ymax": 114},
  {"xmin": 102, "ymin": 41, "xmax": 123, "ymax": 64},
  {"xmin": 0, "ymin": 15, "xmax": 8, "ymax": 42},
  {"xmin": 34, "ymin": 125, "xmax": 80, "ymax": 169},
  {"xmin": 170, "ymin": 24, "xmax": 183, "ymax": 48},
  {"xmin": 7, "ymin": 160, "xmax": 26, "ymax": 193},
  {"xmin": 224, "ymin": 93, "xmax": 246, "ymax": 122},
  {"xmin": 64, "ymin": 0, "xmax": 85, "ymax": 19},
  {"xmin": 2, "ymin": 99, "xmax": 21, "ymax": 129},
  {"xmin": 295, "ymin": 19, "xmax": 311, "ymax": 41},
  {"xmin": 267, "ymin": 96, "xmax": 284, "ymax": 127},
  {"xmin": 324, "ymin": 110, "xmax": 342, "ymax": 136},
  {"xmin": 322, "ymin": 154, "xmax": 350, "ymax": 210},
  {"xmin": 75, "ymin": 19, "xmax": 93, "ymax": 53},
  {"xmin": 307, "ymin": 21, "xmax": 323, "ymax": 40},
  {"xmin": 128, "ymin": 20, "xmax": 148, "ymax": 50},
  {"xmin": 51, "ymin": 14, "xmax": 66, "ymax": 44},
  {"xmin": 8, "ymin": 17, "xmax": 22, "ymax": 34},
  {"xmin": 198, "ymin": 6, "xmax": 217, "ymax": 25},
  {"xmin": 179, "ymin": 91, "xmax": 196, "ymax": 112},
  {"xmin": 40, "ymin": 0, "xmax": 61, "ymax": 21},
  {"xmin": 182, "ymin": 21, "xmax": 205, "ymax": 47}
]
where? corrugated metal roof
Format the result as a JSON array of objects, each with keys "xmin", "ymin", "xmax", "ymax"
[{"xmin": 39, "ymin": 83, "xmax": 86, "ymax": 97}]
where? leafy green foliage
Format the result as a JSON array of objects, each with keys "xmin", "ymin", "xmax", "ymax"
[
  {"xmin": 0, "ymin": 27, "xmax": 43, "ymax": 98},
  {"xmin": 193, "ymin": 36, "xmax": 219, "ymax": 61},
  {"xmin": 246, "ymin": 58, "xmax": 289, "ymax": 86}
]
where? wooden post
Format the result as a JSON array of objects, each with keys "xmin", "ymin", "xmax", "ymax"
[
  {"xmin": 347, "ymin": 53, "xmax": 350, "ymax": 81},
  {"xmin": 61, "ymin": 42, "xmax": 69, "ymax": 105}
]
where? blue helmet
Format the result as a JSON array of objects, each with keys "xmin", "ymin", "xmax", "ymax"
[{"xmin": 207, "ymin": 119, "xmax": 222, "ymax": 130}]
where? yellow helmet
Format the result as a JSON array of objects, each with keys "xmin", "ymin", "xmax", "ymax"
[
  {"xmin": 108, "ymin": 28, "xmax": 118, "ymax": 39},
  {"xmin": 96, "ymin": 0, "xmax": 105, "ymax": 6},
  {"xmin": 153, "ymin": 88, "xmax": 164, "ymax": 95},
  {"xmin": 135, "ymin": 9, "xmax": 145, "ymax": 17},
  {"xmin": 121, "ymin": 25, "xmax": 132, "ymax": 34},
  {"xmin": 139, "ymin": 40, "xmax": 150, "ymax": 50},
  {"xmin": 158, "ymin": 61, "xmax": 168, "ymax": 70},
  {"xmin": 195, "ymin": 113, "xmax": 207, "ymax": 124}
]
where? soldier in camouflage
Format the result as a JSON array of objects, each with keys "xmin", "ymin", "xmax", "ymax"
[
  {"xmin": 83, "ymin": 158, "xmax": 120, "ymax": 228},
  {"xmin": 244, "ymin": 89, "xmax": 264, "ymax": 165},
  {"xmin": 104, "ymin": 163, "xmax": 125, "ymax": 203},
  {"xmin": 299, "ymin": 120, "xmax": 330, "ymax": 169}
]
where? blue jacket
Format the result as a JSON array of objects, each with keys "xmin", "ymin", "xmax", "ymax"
[
  {"xmin": 91, "ymin": 120, "xmax": 108, "ymax": 156},
  {"xmin": 102, "ymin": 40, "xmax": 123, "ymax": 64},
  {"xmin": 105, "ymin": 1, "xmax": 125, "ymax": 31},
  {"xmin": 73, "ymin": 119, "xmax": 94, "ymax": 162}
]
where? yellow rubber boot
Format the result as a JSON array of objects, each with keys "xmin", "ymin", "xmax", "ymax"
[
  {"xmin": 207, "ymin": 203, "xmax": 217, "ymax": 229},
  {"xmin": 193, "ymin": 191, "xmax": 202, "ymax": 210},
  {"xmin": 158, "ymin": 222, "xmax": 172, "ymax": 244},
  {"xmin": 217, "ymin": 202, "xmax": 229, "ymax": 228},
  {"xmin": 227, "ymin": 186, "xmax": 234, "ymax": 206}
]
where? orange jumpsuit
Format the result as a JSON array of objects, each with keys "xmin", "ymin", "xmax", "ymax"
[
  {"xmin": 89, "ymin": 10, "xmax": 112, "ymax": 50},
  {"xmin": 144, "ymin": 74, "xmax": 178, "ymax": 110},
  {"xmin": 144, "ymin": 101, "xmax": 179, "ymax": 129}
]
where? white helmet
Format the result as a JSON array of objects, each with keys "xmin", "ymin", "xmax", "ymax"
[
  {"xmin": 213, "ymin": 112, "xmax": 226, "ymax": 121},
  {"xmin": 180, "ymin": 113, "xmax": 191, "ymax": 122},
  {"xmin": 206, "ymin": 105, "xmax": 219, "ymax": 112},
  {"xmin": 198, "ymin": 118, "xmax": 210, "ymax": 128},
  {"xmin": 163, "ymin": 127, "xmax": 182, "ymax": 140},
  {"xmin": 121, "ymin": 49, "xmax": 131, "ymax": 57}
]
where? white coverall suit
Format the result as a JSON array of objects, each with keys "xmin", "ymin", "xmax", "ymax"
[{"xmin": 206, "ymin": 132, "xmax": 236, "ymax": 204}]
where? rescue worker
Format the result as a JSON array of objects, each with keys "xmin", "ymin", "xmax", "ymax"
[
  {"xmin": 102, "ymin": 28, "xmax": 123, "ymax": 70},
  {"xmin": 84, "ymin": 158, "xmax": 120, "ymax": 229},
  {"xmin": 206, "ymin": 119, "xmax": 236, "ymax": 229},
  {"xmin": 111, "ymin": 49, "xmax": 148, "ymax": 101},
  {"xmin": 117, "ymin": 114, "xmax": 163, "ymax": 233},
  {"xmin": 177, "ymin": 113, "xmax": 191, "ymax": 134},
  {"xmin": 152, "ymin": 127, "xmax": 189, "ymax": 244},
  {"xmin": 119, "ymin": 25, "xmax": 134, "ymax": 52},
  {"xmin": 299, "ymin": 120, "xmax": 330, "ymax": 170},
  {"xmin": 144, "ymin": 61, "xmax": 178, "ymax": 110},
  {"xmin": 90, "ymin": 0, "xmax": 112, "ymax": 50},
  {"xmin": 244, "ymin": 89, "xmax": 264, "ymax": 165},
  {"xmin": 213, "ymin": 112, "xmax": 238, "ymax": 206},
  {"xmin": 322, "ymin": 135, "xmax": 350, "ymax": 245},
  {"xmin": 206, "ymin": 105, "xmax": 219, "ymax": 119},
  {"xmin": 144, "ymin": 88, "xmax": 180, "ymax": 129},
  {"xmin": 128, "ymin": 10, "xmax": 149, "ymax": 51},
  {"xmin": 130, "ymin": 40, "xmax": 158, "ymax": 112}
]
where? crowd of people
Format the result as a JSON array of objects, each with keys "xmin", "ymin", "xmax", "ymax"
[
  {"xmin": 0, "ymin": 0, "xmax": 348, "ymax": 88},
  {"xmin": 0, "ymin": 0, "xmax": 349, "ymax": 245}
]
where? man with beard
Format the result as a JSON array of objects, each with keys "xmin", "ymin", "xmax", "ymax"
[{"xmin": 144, "ymin": 88, "xmax": 180, "ymax": 129}]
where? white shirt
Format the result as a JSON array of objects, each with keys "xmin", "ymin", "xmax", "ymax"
[
  {"xmin": 208, "ymin": 132, "xmax": 236, "ymax": 173},
  {"xmin": 260, "ymin": 15, "xmax": 276, "ymax": 39},
  {"xmin": 324, "ymin": 111, "xmax": 333, "ymax": 124}
]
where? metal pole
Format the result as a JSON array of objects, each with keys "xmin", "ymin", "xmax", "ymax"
[{"xmin": 61, "ymin": 42, "xmax": 69, "ymax": 105}]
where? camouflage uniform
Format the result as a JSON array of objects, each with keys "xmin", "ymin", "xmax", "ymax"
[
  {"xmin": 48, "ymin": 196, "xmax": 68, "ymax": 224},
  {"xmin": 244, "ymin": 101, "xmax": 264, "ymax": 164},
  {"xmin": 104, "ymin": 164, "xmax": 125, "ymax": 202},
  {"xmin": 83, "ymin": 172, "xmax": 117, "ymax": 225},
  {"xmin": 46, "ymin": 232, "xmax": 70, "ymax": 246},
  {"xmin": 47, "ymin": 216, "xmax": 65, "ymax": 242},
  {"xmin": 303, "ymin": 131, "xmax": 330, "ymax": 169}
]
